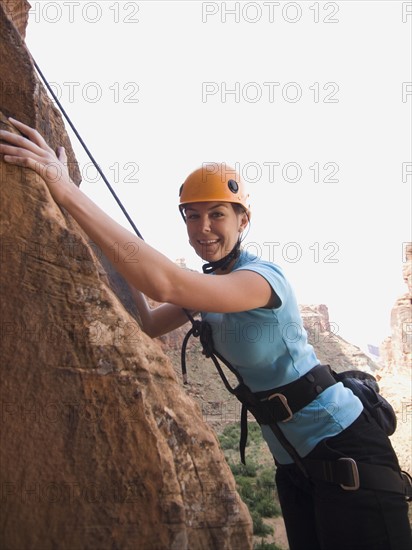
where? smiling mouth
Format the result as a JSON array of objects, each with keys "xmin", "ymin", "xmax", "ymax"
[{"xmin": 198, "ymin": 239, "xmax": 219, "ymax": 245}]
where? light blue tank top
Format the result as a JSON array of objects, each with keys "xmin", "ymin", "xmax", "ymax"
[{"xmin": 202, "ymin": 249, "xmax": 363, "ymax": 464}]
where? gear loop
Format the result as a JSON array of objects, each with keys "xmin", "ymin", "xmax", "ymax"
[{"xmin": 191, "ymin": 319, "xmax": 214, "ymax": 358}]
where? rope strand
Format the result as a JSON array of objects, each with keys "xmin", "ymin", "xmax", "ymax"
[{"xmin": 31, "ymin": 57, "xmax": 144, "ymax": 240}]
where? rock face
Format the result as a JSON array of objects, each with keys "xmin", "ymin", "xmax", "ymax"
[
  {"xmin": 0, "ymin": 2, "xmax": 81, "ymax": 185},
  {"xmin": 380, "ymin": 243, "xmax": 412, "ymax": 371},
  {"xmin": 0, "ymin": 3, "xmax": 253, "ymax": 549},
  {"xmin": 1, "ymin": 0, "xmax": 30, "ymax": 38},
  {"xmin": 377, "ymin": 244, "xmax": 412, "ymax": 472}
]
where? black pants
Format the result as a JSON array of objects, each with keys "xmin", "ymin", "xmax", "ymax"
[{"xmin": 275, "ymin": 411, "xmax": 411, "ymax": 550}]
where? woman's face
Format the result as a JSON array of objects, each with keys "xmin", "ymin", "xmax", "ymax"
[{"xmin": 184, "ymin": 201, "xmax": 248, "ymax": 263}]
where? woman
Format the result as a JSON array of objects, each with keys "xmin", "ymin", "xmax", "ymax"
[{"xmin": 0, "ymin": 118, "xmax": 410, "ymax": 550}]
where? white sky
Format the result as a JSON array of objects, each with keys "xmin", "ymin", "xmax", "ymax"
[{"xmin": 24, "ymin": 1, "xmax": 411, "ymax": 354}]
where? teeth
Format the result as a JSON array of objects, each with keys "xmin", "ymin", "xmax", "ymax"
[{"xmin": 199, "ymin": 240, "xmax": 218, "ymax": 244}]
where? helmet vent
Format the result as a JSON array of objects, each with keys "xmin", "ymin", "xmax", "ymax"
[{"xmin": 228, "ymin": 179, "xmax": 239, "ymax": 193}]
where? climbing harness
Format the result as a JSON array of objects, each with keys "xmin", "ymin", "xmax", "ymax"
[{"xmin": 181, "ymin": 311, "xmax": 412, "ymax": 500}]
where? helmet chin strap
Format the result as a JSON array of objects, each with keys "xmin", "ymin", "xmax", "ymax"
[{"xmin": 202, "ymin": 240, "xmax": 241, "ymax": 274}]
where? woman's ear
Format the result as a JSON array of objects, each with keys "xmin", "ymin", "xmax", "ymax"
[{"xmin": 239, "ymin": 209, "xmax": 251, "ymax": 231}]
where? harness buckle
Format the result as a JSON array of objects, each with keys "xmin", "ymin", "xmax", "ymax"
[
  {"xmin": 338, "ymin": 458, "xmax": 360, "ymax": 491},
  {"xmin": 267, "ymin": 393, "xmax": 293, "ymax": 422}
]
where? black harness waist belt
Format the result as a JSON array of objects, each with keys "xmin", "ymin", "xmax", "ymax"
[
  {"xmin": 303, "ymin": 458, "xmax": 412, "ymax": 499},
  {"xmin": 238, "ymin": 364, "xmax": 336, "ymax": 425},
  {"xmin": 180, "ymin": 319, "xmax": 412, "ymax": 500},
  {"xmin": 233, "ymin": 364, "xmax": 337, "ymax": 465}
]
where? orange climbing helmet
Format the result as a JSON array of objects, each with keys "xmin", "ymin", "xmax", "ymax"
[{"xmin": 179, "ymin": 162, "xmax": 250, "ymax": 215}]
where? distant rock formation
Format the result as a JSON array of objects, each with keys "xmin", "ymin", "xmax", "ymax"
[
  {"xmin": 378, "ymin": 243, "xmax": 411, "ymax": 472},
  {"xmin": 380, "ymin": 243, "xmax": 412, "ymax": 371},
  {"xmin": 300, "ymin": 304, "xmax": 379, "ymax": 372},
  {"xmin": 0, "ymin": 3, "xmax": 252, "ymax": 549}
]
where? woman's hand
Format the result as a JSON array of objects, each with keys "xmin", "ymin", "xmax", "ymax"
[{"xmin": 0, "ymin": 117, "xmax": 77, "ymax": 206}]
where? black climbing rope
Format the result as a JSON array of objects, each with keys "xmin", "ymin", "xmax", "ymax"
[{"xmin": 31, "ymin": 56, "xmax": 144, "ymax": 240}]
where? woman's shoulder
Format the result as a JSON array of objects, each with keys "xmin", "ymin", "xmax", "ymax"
[
  {"xmin": 234, "ymin": 249, "xmax": 292, "ymax": 307},
  {"xmin": 235, "ymin": 249, "xmax": 286, "ymax": 278}
]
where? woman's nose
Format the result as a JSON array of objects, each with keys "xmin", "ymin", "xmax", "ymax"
[{"xmin": 199, "ymin": 215, "xmax": 211, "ymax": 232}]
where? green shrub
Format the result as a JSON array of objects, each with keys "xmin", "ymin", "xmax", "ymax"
[
  {"xmin": 255, "ymin": 496, "xmax": 280, "ymax": 517},
  {"xmin": 256, "ymin": 468, "xmax": 276, "ymax": 489},
  {"xmin": 219, "ymin": 435, "xmax": 238, "ymax": 450},
  {"xmin": 218, "ymin": 421, "xmax": 267, "ymax": 456},
  {"xmin": 219, "ymin": 422, "xmax": 282, "ymax": 544},
  {"xmin": 230, "ymin": 461, "xmax": 258, "ymax": 477},
  {"xmin": 235, "ymin": 476, "xmax": 256, "ymax": 509},
  {"xmin": 218, "ymin": 423, "xmax": 245, "ymax": 451},
  {"xmin": 221, "ymin": 423, "xmax": 240, "ymax": 438},
  {"xmin": 247, "ymin": 421, "xmax": 264, "ymax": 443},
  {"xmin": 251, "ymin": 511, "xmax": 273, "ymax": 536}
]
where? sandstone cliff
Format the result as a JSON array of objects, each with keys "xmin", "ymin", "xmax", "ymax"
[
  {"xmin": 1, "ymin": 0, "xmax": 30, "ymax": 38},
  {"xmin": 0, "ymin": 3, "xmax": 253, "ymax": 549},
  {"xmin": 380, "ymin": 243, "xmax": 412, "ymax": 372},
  {"xmin": 378, "ymin": 243, "xmax": 411, "ymax": 473}
]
